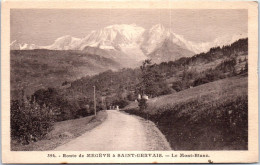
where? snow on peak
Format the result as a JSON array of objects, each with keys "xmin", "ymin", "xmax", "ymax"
[
  {"xmin": 40, "ymin": 35, "xmax": 81, "ymax": 50},
  {"xmin": 141, "ymin": 24, "xmax": 173, "ymax": 54},
  {"xmin": 76, "ymin": 24, "xmax": 145, "ymax": 50},
  {"xmin": 12, "ymin": 24, "xmax": 247, "ymax": 56}
]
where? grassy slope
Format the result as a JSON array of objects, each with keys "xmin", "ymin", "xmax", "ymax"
[
  {"xmin": 123, "ymin": 75, "xmax": 248, "ymax": 150},
  {"xmin": 11, "ymin": 110, "xmax": 107, "ymax": 151}
]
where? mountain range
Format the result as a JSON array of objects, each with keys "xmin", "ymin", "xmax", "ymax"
[{"xmin": 11, "ymin": 24, "xmax": 247, "ymax": 64}]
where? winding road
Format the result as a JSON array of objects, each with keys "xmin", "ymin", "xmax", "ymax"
[{"xmin": 55, "ymin": 110, "xmax": 171, "ymax": 151}]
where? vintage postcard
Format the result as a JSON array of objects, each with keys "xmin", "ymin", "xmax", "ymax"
[{"xmin": 1, "ymin": 0, "xmax": 258, "ymax": 164}]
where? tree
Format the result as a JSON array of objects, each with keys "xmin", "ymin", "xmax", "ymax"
[
  {"xmin": 136, "ymin": 60, "xmax": 152, "ymax": 110},
  {"xmin": 137, "ymin": 59, "xmax": 172, "ymax": 110},
  {"xmin": 138, "ymin": 59, "xmax": 152, "ymax": 95},
  {"xmin": 138, "ymin": 59, "xmax": 169, "ymax": 97}
]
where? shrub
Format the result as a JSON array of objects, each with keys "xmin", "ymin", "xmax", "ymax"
[
  {"xmin": 112, "ymin": 99, "xmax": 129, "ymax": 109},
  {"xmin": 127, "ymin": 93, "xmax": 136, "ymax": 101},
  {"xmin": 11, "ymin": 98, "xmax": 54, "ymax": 145},
  {"xmin": 193, "ymin": 77, "xmax": 210, "ymax": 87},
  {"xmin": 172, "ymin": 81, "xmax": 183, "ymax": 92},
  {"xmin": 138, "ymin": 98, "xmax": 147, "ymax": 110},
  {"xmin": 31, "ymin": 88, "xmax": 81, "ymax": 121}
]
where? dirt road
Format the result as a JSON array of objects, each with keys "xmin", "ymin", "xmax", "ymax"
[{"xmin": 55, "ymin": 110, "xmax": 171, "ymax": 151}]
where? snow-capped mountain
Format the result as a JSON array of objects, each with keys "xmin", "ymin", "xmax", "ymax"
[
  {"xmin": 140, "ymin": 24, "xmax": 247, "ymax": 55},
  {"xmin": 11, "ymin": 24, "xmax": 247, "ymax": 64},
  {"xmin": 75, "ymin": 24, "xmax": 145, "ymax": 51},
  {"xmin": 140, "ymin": 24, "xmax": 171, "ymax": 54},
  {"xmin": 41, "ymin": 35, "xmax": 81, "ymax": 50},
  {"xmin": 37, "ymin": 24, "xmax": 246, "ymax": 55}
]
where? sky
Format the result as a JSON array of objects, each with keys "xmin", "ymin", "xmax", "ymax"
[{"xmin": 11, "ymin": 9, "xmax": 248, "ymax": 46}]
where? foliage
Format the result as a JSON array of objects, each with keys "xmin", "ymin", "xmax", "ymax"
[
  {"xmin": 11, "ymin": 97, "xmax": 54, "ymax": 145},
  {"xmin": 192, "ymin": 58, "xmax": 237, "ymax": 87},
  {"xmin": 151, "ymin": 38, "xmax": 248, "ymax": 78},
  {"xmin": 112, "ymin": 99, "xmax": 129, "ymax": 109},
  {"xmin": 11, "ymin": 111, "xmax": 107, "ymax": 151},
  {"xmin": 31, "ymin": 88, "xmax": 82, "ymax": 121},
  {"xmin": 216, "ymin": 57, "xmax": 237, "ymax": 73},
  {"xmin": 138, "ymin": 98, "xmax": 148, "ymax": 111},
  {"xmin": 138, "ymin": 59, "xmax": 172, "ymax": 98}
]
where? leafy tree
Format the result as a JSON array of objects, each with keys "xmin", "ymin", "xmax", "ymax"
[{"xmin": 138, "ymin": 59, "xmax": 171, "ymax": 98}]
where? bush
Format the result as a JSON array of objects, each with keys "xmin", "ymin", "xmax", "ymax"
[
  {"xmin": 172, "ymin": 81, "xmax": 183, "ymax": 92},
  {"xmin": 112, "ymin": 99, "xmax": 129, "ymax": 109},
  {"xmin": 138, "ymin": 98, "xmax": 147, "ymax": 110},
  {"xmin": 193, "ymin": 77, "xmax": 210, "ymax": 87},
  {"xmin": 31, "ymin": 88, "xmax": 81, "ymax": 121},
  {"xmin": 75, "ymin": 108, "xmax": 92, "ymax": 118},
  {"xmin": 127, "ymin": 93, "xmax": 136, "ymax": 101},
  {"xmin": 11, "ymin": 98, "xmax": 54, "ymax": 145}
]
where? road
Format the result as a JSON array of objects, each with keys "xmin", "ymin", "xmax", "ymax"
[{"xmin": 55, "ymin": 110, "xmax": 171, "ymax": 151}]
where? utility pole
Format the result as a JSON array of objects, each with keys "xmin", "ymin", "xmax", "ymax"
[{"xmin": 93, "ymin": 85, "xmax": 96, "ymax": 116}]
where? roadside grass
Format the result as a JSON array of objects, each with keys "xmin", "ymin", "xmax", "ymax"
[
  {"xmin": 11, "ymin": 110, "xmax": 107, "ymax": 151},
  {"xmin": 123, "ymin": 75, "xmax": 248, "ymax": 150}
]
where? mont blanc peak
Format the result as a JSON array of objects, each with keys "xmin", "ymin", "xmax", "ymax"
[
  {"xmin": 12, "ymin": 24, "xmax": 247, "ymax": 60},
  {"xmin": 140, "ymin": 24, "xmax": 172, "ymax": 54},
  {"xmin": 77, "ymin": 24, "xmax": 145, "ymax": 50}
]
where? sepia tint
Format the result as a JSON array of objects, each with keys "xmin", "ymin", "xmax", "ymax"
[{"xmin": 2, "ymin": 1, "xmax": 258, "ymax": 163}]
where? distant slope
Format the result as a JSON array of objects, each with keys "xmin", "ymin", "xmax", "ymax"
[
  {"xmin": 82, "ymin": 46, "xmax": 145, "ymax": 68},
  {"xmin": 61, "ymin": 38, "xmax": 248, "ymax": 104},
  {"xmin": 148, "ymin": 39, "xmax": 195, "ymax": 63},
  {"xmin": 11, "ymin": 49, "xmax": 121, "ymax": 98}
]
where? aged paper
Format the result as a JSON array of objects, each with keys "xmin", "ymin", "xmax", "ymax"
[{"xmin": 1, "ymin": 0, "xmax": 258, "ymax": 163}]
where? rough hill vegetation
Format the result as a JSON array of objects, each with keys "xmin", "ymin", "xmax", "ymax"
[{"xmin": 124, "ymin": 76, "xmax": 248, "ymax": 150}]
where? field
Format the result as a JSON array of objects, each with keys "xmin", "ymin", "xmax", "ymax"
[
  {"xmin": 11, "ymin": 110, "xmax": 107, "ymax": 151},
  {"xmin": 123, "ymin": 75, "xmax": 248, "ymax": 150}
]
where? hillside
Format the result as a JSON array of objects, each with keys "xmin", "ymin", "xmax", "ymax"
[
  {"xmin": 148, "ymin": 39, "xmax": 195, "ymax": 63},
  {"xmin": 11, "ymin": 38, "xmax": 248, "ymax": 110},
  {"xmin": 124, "ymin": 75, "xmax": 248, "ymax": 150},
  {"xmin": 62, "ymin": 38, "xmax": 248, "ymax": 103},
  {"xmin": 11, "ymin": 49, "xmax": 121, "ymax": 99}
]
